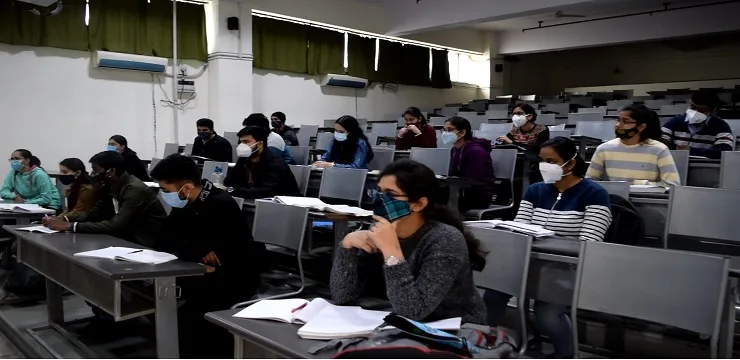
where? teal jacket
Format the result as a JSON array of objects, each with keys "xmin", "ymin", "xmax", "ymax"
[{"xmin": 0, "ymin": 167, "xmax": 61, "ymax": 209}]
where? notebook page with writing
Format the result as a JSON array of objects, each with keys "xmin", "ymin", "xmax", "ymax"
[
  {"xmin": 233, "ymin": 298, "xmax": 310, "ymax": 323},
  {"xmin": 274, "ymin": 196, "xmax": 328, "ymax": 209},
  {"xmin": 292, "ymin": 298, "xmax": 332, "ymax": 324}
]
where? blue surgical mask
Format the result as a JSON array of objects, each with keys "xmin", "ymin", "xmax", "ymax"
[
  {"xmin": 334, "ymin": 132, "xmax": 348, "ymax": 142},
  {"xmin": 10, "ymin": 160, "xmax": 23, "ymax": 172},
  {"xmin": 441, "ymin": 131, "xmax": 459, "ymax": 144},
  {"xmin": 106, "ymin": 145, "xmax": 118, "ymax": 152},
  {"xmin": 160, "ymin": 185, "xmax": 190, "ymax": 208}
]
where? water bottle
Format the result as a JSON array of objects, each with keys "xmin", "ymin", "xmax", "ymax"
[{"xmin": 211, "ymin": 166, "xmax": 225, "ymax": 187}]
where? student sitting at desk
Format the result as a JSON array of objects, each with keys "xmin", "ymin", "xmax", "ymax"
[
  {"xmin": 331, "ymin": 159, "xmax": 487, "ymax": 324},
  {"xmin": 661, "ymin": 90, "xmax": 735, "ymax": 159},
  {"xmin": 107, "ymin": 135, "xmax": 150, "ymax": 182},
  {"xmin": 0, "ymin": 149, "xmax": 60, "ymax": 209},
  {"xmin": 243, "ymin": 113, "xmax": 296, "ymax": 165},
  {"xmin": 191, "ymin": 118, "xmax": 233, "ymax": 162},
  {"xmin": 314, "ymin": 115, "xmax": 375, "ymax": 169},
  {"xmin": 151, "ymin": 154, "xmax": 263, "ymax": 358},
  {"xmin": 57, "ymin": 158, "xmax": 97, "ymax": 219},
  {"xmin": 395, "ymin": 106, "xmax": 437, "ymax": 150},
  {"xmin": 496, "ymin": 103, "xmax": 550, "ymax": 153},
  {"xmin": 484, "ymin": 136, "xmax": 612, "ymax": 359},
  {"xmin": 443, "ymin": 116, "xmax": 496, "ymax": 213},
  {"xmin": 46, "ymin": 151, "xmax": 167, "ymax": 247},
  {"xmin": 224, "ymin": 126, "xmax": 300, "ymax": 199},
  {"xmin": 271, "ymin": 111, "xmax": 299, "ymax": 146},
  {"xmin": 587, "ymin": 104, "xmax": 681, "ymax": 186}
]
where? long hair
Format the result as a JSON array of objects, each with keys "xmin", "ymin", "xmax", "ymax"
[
  {"xmin": 445, "ymin": 116, "xmax": 473, "ymax": 141},
  {"xmin": 14, "ymin": 149, "xmax": 41, "ymax": 169},
  {"xmin": 403, "ymin": 107, "xmax": 427, "ymax": 125},
  {"xmin": 620, "ymin": 104, "xmax": 662, "ymax": 142},
  {"xmin": 327, "ymin": 115, "xmax": 375, "ymax": 165},
  {"xmin": 59, "ymin": 158, "xmax": 92, "ymax": 211},
  {"xmin": 380, "ymin": 159, "xmax": 486, "ymax": 270},
  {"xmin": 109, "ymin": 135, "xmax": 137, "ymax": 155},
  {"xmin": 540, "ymin": 137, "xmax": 588, "ymax": 177}
]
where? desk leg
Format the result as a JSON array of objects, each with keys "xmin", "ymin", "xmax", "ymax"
[
  {"xmin": 155, "ymin": 277, "xmax": 180, "ymax": 359},
  {"xmin": 234, "ymin": 335, "xmax": 244, "ymax": 359},
  {"xmin": 448, "ymin": 183, "xmax": 460, "ymax": 210},
  {"xmin": 45, "ymin": 279, "xmax": 64, "ymax": 325},
  {"xmin": 719, "ymin": 278, "xmax": 737, "ymax": 358},
  {"xmin": 521, "ymin": 159, "xmax": 532, "ymax": 198}
]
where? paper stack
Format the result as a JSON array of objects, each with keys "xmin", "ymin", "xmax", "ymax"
[
  {"xmin": 274, "ymin": 197, "xmax": 373, "ymax": 217},
  {"xmin": 0, "ymin": 204, "xmax": 56, "ymax": 214},
  {"xmin": 466, "ymin": 220, "xmax": 556, "ymax": 237},
  {"xmin": 74, "ymin": 247, "xmax": 178, "ymax": 265}
]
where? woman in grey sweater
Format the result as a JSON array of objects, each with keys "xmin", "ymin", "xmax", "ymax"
[{"xmin": 330, "ymin": 159, "xmax": 487, "ymax": 324}]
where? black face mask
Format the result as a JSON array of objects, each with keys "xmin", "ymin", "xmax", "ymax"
[
  {"xmin": 615, "ymin": 127, "xmax": 639, "ymax": 140},
  {"xmin": 59, "ymin": 175, "xmax": 76, "ymax": 186},
  {"xmin": 271, "ymin": 120, "xmax": 281, "ymax": 128}
]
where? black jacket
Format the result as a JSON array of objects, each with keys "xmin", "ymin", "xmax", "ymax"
[
  {"xmin": 276, "ymin": 126, "xmax": 299, "ymax": 146},
  {"xmin": 157, "ymin": 180, "xmax": 263, "ymax": 306},
  {"xmin": 224, "ymin": 149, "xmax": 300, "ymax": 199},
  {"xmin": 121, "ymin": 148, "xmax": 150, "ymax": 182},
  {"xmin": 192, "ymin": 133, "xmax": 233, "ymax": 162}
]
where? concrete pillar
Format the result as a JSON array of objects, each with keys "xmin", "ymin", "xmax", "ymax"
[{"xmin": 488, "ymin": 31, "xmax": 506, "ymax": 98}]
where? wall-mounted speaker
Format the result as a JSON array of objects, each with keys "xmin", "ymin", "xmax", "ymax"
[
  {"xmin": 227, "ymin": 17, "xmax": 239, "ymax": 31},
  {"xmin": 494, "ymin": 64, "xmax": 504, "ymax": 73}
]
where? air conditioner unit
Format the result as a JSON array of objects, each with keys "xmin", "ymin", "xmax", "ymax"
[
  {"xmin": 320, "ymin": 74, "xmax": 368, "ymax": 89},
  {"xmin": 92, "ymin": 50, "xmax": 168, "ymax": 73}
]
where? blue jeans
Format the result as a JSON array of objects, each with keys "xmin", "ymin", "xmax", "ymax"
[{"xmin": 483, "ymin": 289, "xmax": 574, "ymax": 358}]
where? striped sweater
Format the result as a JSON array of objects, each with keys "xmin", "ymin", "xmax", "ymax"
[
  {"xmin": 661, "ymin": 114, "xmax": 735, "ymax": 159},
  {"xmin": 586, "ymin": 138, "xmax": 681, "ymax": 187},
  {"xmin": 515, "ymin": 179, "xmax": 612, "ymax": 242}
]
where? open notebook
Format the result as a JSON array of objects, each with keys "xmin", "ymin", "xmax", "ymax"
[
  {"xmin": 465, "ymin": 220, "xmax": 555, "ymax": 237},
  {"xmin": 233, "ymin": 298, "xmax": 333, "ymax": 324},
  {"xmin": 0, "ymin": 204, "xmax": 55, "ymax": 214},
  {"xmin": 16, "ymin": 225, "xmax": 59, "ymax": 234},
  {"xmin": 274, "ymin": 196, "xmax": 373, "ymax": 217},
  {"xmin": 74, "ymin": 247, "xmax": 178, "ymax": 265}
]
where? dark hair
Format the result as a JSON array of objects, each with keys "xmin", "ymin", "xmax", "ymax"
[
  {"xmin": 150, "ymin": 154, "xmax": 201, "ymax": 184},
  {"xmin": 109, "ymin": 135, "xmax": 137, "ymax": 155},
  {"xmin": 196, "ymin": 118, "xmax": 214, "ymax": 129},
  {"xmin": 620, "ymin": 104, "xmax": 662, "ymax": 142},
  {"xmin": 380, "ymin": 159, "xmax": 486, "ymax": 270},
  {"xmin": 402, "ymin": 107, "xmax": 427, "ymax": 125},
  {"xmin": 328, "ymin": 115, "xmax": 375, "ymax": 165},
  {"xmin": 13, "ymin": 149, "xmax": 41, "ymax": 168},
  {"xmin": 539, "ymin": 137, "xmax": 588, "ymax": 177},
  {"xmin": 513, "ymin": 103, "xmax": 538, "ymax": 122},
  {"xmin": 271, "ymin": 112, "xmax": 286, "ymax": 122},
  {"xmin": 89, "ymin": 151, "xmax": 127, "ymax": 176},
  {"xmin": 59, "ymin": 158, "xmax": 92, "ymax": 211},
  {"xmin": 236, "ymin": 126, "xmax": 268, "ymax": 144},
  {"xmin": 243, "ymin": 113, "xmax": 269, "ymax": 130},
  {"xmin": 691, "ymin": 90, "xmax": 720, "ymax": 110},
  {"xmin": 444, "ymin": 116, "xmax": 473, "ymax": 141}
]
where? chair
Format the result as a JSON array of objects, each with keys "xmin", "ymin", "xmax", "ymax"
[
  {"xmin": 474, "ymin": 131, "xmax": 498, "ymax": 142},
  {"xmin": 549, "ymin": 130, "xmax": 571, "ymax": 139},
  {"xmin": 660, "ymin": 104, "xmax": 688, "ymax": 116},
  {"xmin": 232, "ymin": 201, "xmax": 310, "ymax": 308},
  {"xmin": 575, "ymin": 120, "xmax": 614, "ymax": 141},
  {"xmin": 369, "ymin": 123, "xmax": 397, "ymax": 138},
  {"xmin": 231, "ymin": 145, "xmax": 238, "ymax": 162},
  {"xmin": 486, "ymin": 110, "xmax": 508, "ymax": 119},
  {"xmin": 593, "ymin": 181, "xmax": 630, "ymax": 199},
  {"xmin": 465, "ymin": 115, "xmax": 488, "ymax": 132},
  {"xmin": 366, "ymin": 133, "xmax": 379, "ymax": 146},
  {"xmin": 232, "ymin": 196, "xmax": 245, "ymax": 209},
  {"xmin": 410, "ymin": 148, "xmax": 450, "ymax": 176},
  {"xmin": 163, "ymin": 143, "xmax": 179, "ymax": 157},
  {"xmin": 287, "ymin": 146, "xmax": 310, "ymax": 166},
  {"xmin": 670, "ymin": 150, "xmax": 689, "ymax": 185},
  {"xmin": 471, "ymin": 228, "xmax": 533, "ymax": 354},
  {"xmin": 318, "ymin": 167, "xmax": 367, "ymax": 206},
  {"xmin": 606, "ymin": 100, "xmax": 632, "ymax": 111},
  {"xmin": 289, "ymin": 165, "xmax": 311, "ymax": 196},
  {"xmin": 369, "ymin": 148, "xmax": 395, "ymax": 171},
  {"xmin": 467, "ymin": 149, "xmax": 517, "ymax": 220},
  {"xmin": 429, "ymin": 116, "xmax": 447, "ymax": 126},
  {"xmin": 548, "ymin": 124, "xmax": 566, "ymax": 131},
  {"xmin": 323, "ymin": 119, "xmax": 336, "ymax": 128},
  {"xmin": 720, "ymin": 151, "xmax": 740, "ymax": 190},
  {"xmin": 572, "ymin": 241, "xmax": 729, "ymax": 358},
  {"xmin": 183, "ymin": 144, "xmax": 194, "ymax": 156},
  {"xmin": 314, "ymin": 132, "xmax": 334, "ymax": 151},
  {"xmin": 223, "ymin": 132, "xmax": 238, "ymax": 146},
  {"xmin": 544, "ymin": 103, "xmax": 569, "ymax": 115},
  {"xmin": 644, "ymin": 99, "xmax": 673, "ymax": 110},
  {"xmin": 577, "ymin": 107, "xmax": 607, "ymax": 115},
  {"xmin": 479, "ymin": 123, "xmax": 512, "ymax": 137},
  {"xmin": 537, "ymin": 114, "xmax": 556, "ymax": 126},
  {"xmin": 664, "ymin": 186, "xmax": 740, "ymax": 249},
  {"xmin": 201, "ymin": 161, "xmax": 229, "ymax": 181},
  {"xmin": 297, "ymin": 125, "xmax": 319, "ymax": 147},
  {"xmin": 567, "ymin": 112, "xmax": 603, "ymax": 125},
  {"xmin": 148, "ymin": 158, "xmax": 162, "ymax": 173}
]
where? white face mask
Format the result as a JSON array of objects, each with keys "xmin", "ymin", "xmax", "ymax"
[
  {"xmin": 539, "ymin": 158, "xmax": 574, "ymax": 184},
  {"xmin": 512, "ymin": 115, "xmax": 528, "ymax": 128},
  {"xmin": 685, "ymin": 109, "xmax": 708, "ymax": 124},
  {"xmin": 236, "ymin": 143, "xmax": 254, "ymax": 158}
]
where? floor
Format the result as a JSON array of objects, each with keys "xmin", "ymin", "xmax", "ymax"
[{"xmin": 0, "ymin": 333, "xmax": 22, "ymax": 359}]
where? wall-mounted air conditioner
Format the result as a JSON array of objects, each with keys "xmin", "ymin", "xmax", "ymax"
[
  {"xmin": 92, "ymin": 50, "xmax": 168, "ymax": 73},
  {"xmin": 320, "ymin": 74, "xmax": 368, "ymax": 89}
]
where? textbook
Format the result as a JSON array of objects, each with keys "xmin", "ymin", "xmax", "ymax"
[
  {"xmin": 465, "ymin": 220, "xmax": 555, "ymax": 238},
  {"xmin": 16, "ymin": 225, "xmax": 59, "ymax": 234},
  {"xmin": 74, "ymin": 247, "xmax": 178, "ymax": 265},
  {"xmin": 274, "ymin": 196, "xmax": 373, "ymax": 217},
  {"xmin": 0, "ymin": 204, "xmax": 55, "ymax": 214}
]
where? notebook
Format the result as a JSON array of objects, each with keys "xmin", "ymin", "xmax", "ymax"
[
  {"xmin": 274, "ymin": 197, "xmax": 373, "ymax": 217},
  {"xmin": 0, "ymin": 204, "xmax": 55, "ymax": 214},
  {"xmin": 74, "ymin": 247, "xmax": 178, "ymax": 264},
  {"xmin": 16, "ymin": 225, "xmax": 59, "ymax": 234},
  {"xmin": 465, "ymin": 220, "xmax": 555, "ymax": 237},
  {"xmin": 233, "ymin": 298, "xmax": 332, "ymax": 324}
]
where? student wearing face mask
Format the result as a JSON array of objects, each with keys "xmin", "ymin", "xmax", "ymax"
[
  {"xmin": 483, "ymin": 136, "xmax": 612, "ymax": 359},
  {"xmin": 243, "ymin": 113, "xmax": 296, "ymax": 165},
  {"xmin": 151, "ymin": 154, "xmax": 263, "ymax": 358},
  {"xmin": 331, "ymin": 159, "xmax": 487, "ymax": 324},
  {"xmin": 191, "ymin": 118, "xmax": 233, "ymax": 162},
  {"xmin": 395, "ymin": 107, "xmax": 437, "ymax": 150},
  {"xmin": 107, "ymin": 135, "xmax": 150, "ymax": 182},
  {"xmin": 496, "ymin": 104, "xmax": 550, "ymax": 153},
  {"xmin": 587, "ymin": 104, "xmax": 681, "ymax": 187},
  {"xmin": 443, "ymin": 117, "xmax": 496, "ymax": 213},
  {"xmin": 0, "ymin": 149, "xmax": 60, "ymax": 209},
  {"xmin": 56, "ymin": 158, "xmax": 96, "ymax": 219},
  {"xmin": 224, "ymin": 126, "xmax": 300, "ymax": 199},
  {"xmin": 661, "ymin": 90, "xmax": 734, "ymax": 159},
  {"xmin": 314, "ymin": 115, "xmax": 375, "ymax": 169},
  {"xmin": 271, "ymin": 112, "xmax": 299, "ymax": 146}
]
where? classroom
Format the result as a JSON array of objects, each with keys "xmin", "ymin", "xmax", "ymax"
[{"xmin": 0, "ymin": 0, "xmax": 739, "ymax": 358}]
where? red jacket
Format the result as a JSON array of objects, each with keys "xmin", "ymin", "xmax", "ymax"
[{"xmin": 395, "ymin": 123, "xmax": 438, "ymax": 150}]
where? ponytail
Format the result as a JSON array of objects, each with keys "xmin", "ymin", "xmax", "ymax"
[
  {"xmin": 14, "ymin": 149, "xmax": 41, "ymax": 169},
  {"xmin": 424, "ymin": 204, "xmax": 487, "ymax": 271},
  {"xmin": 621, "ymin": 104, "xmax": 662, "ymax": 142},
  {"xmin": 29, "ymin": 156, "xmax": 41, "ymax": 168}
]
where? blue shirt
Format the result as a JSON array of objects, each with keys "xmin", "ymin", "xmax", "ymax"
[{"xmin": 321, "ymin": 139, "xmax": 371, "ymax": 169}]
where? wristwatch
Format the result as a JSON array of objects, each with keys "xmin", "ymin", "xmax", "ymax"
[{"xmin": 384, "ymin": 256, "xmax": 405, "ymax": 267}]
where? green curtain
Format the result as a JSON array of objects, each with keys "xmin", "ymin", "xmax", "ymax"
[
  {"xmin": 306, "ymin": 27, "xmax": 344, "ymax": 75},
  {"xmin": 0, "ymin": 0, "xmax": 89, "ymax": 51},
  {"xmin": 346, "ymin": 34, "xmax": 376, "ymax": 80},
  {"xmin": 431, "ymin": 49, "xmax": 452, "ymax": 89},
  {"xmin": 399, "ymin": 44, "xmax": 431, "ymax": 87},
  {"xmin": 253, "ymin": 16, "xmax": 308, "ymax": 74},
  {"xmin": 374, "ymin": 40, "xmax": 403, "ymax": 84}
]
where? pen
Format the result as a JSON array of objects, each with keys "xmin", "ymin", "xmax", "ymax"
[
  {"xmin": 291, "ymin": 303, "xmax": 308, "ymax": 313},
  {"xmin": 128, "ymin": 250, "xmax": 144, "ymax": 254}
]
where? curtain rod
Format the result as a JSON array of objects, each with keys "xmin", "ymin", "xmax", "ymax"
[{"xmin": 252, "ymin": 10, "xmax": 484, "ymax": 56}]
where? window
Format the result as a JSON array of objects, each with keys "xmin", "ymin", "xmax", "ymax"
[{"xmin": 448, "ymin": 52, "xmax": 490, "ymax": 88}]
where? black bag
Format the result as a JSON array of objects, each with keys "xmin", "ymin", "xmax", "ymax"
[{"xmin": 604, "ymin": 194, "xmax": 646, "ymax": 246}]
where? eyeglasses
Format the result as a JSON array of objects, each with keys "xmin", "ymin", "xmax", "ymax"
[{"xmin": 615, "ymin": 118, "xmax": 637, "ymax": 125}]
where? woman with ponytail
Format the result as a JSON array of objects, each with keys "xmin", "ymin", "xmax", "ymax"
[
  {"xmin": 330, "ymin": 159, "xmax": 486, "ymax": 324},
  {"xmin": 0, "ymin": 149, "xmax": 60, "ymax": 209}
]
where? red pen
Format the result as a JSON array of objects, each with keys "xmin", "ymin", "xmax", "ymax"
[{"xmin": 291, "ymin": 303, "xmax": 308, "ymax": 313}]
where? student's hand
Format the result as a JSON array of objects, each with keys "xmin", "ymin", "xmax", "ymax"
[
  {"xmin": 369, "ymin": 216, "xmax": 402, "ymax": 257},
  {"xmin": 313, "ymin": 161, "xmax": 334, "ymax": 169},
  {"xmin": 341, "ymin": 230, "xmax": 378, "ymax": 253},
  {"xmin": 407, "ymin": 125, "xmax": 421, "ymax": 135},
  {"xmin": 202, "ymin": 251, "xmax": 222, "ymax": 267},
  {"xmin": 41, "ymin": 215, "xmax": 56, "ymax": 225},
  {"xmin": 205, "ymin": 265, "xmax": 216, "ymax": 273},
  {"xmin": 47, "ymin": 219, "xmax": 72, "ymax": 232},
  {"xmin": 13, "ymin": 195, "xmax": 24, "ymax": 204},
  {"xmin": 677, "ymin": 145, "xmax": 690, "ymax": 150},
  {"xmin": 398, "ymin": 127, "xmax": 408, "ymax": 138},
  {"xmin": 496, "ymin": 136, "xmax": 512, "ymax": 144}
]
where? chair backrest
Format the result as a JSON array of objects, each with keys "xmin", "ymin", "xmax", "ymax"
[
  {"xmin": 606, "ymin": 100, "xmax": 632, "ymax": 111},
  {"xmin": 252, "ymin": 200, "xmax": 309, "ymax": 251},
  {"xmin": 473, "ymin": 131, "xmax": 498, "ymax": 142},
  {"xmin": 490, "ymin": 149, "xmax": 517, "ymax": 181},
  {"xmin": 575, "ymin": 120, "xmax": 614, "ymax": 141},
  {"xmin": 659, "ymin": 104, "xmax": 688, "ymax": 116},
  {"xmin": 669, "ymin": 150, "xmax": 689, "ymax": 185},
  {"xmin": 549, "ymin": 130, "xmax": 571, "ymax": 138},
  {"xmin": 183, "ymin": 144, "xmax": 194, "ymax": 156},
  {"xmin": 665, "ymin": 186, "xmax": 740, "ymax": 244},
  {"xmin": 577, "ymin": 107, "xmax": 607, "ymax": 115},
  {"xmin": 163, "ymin": 143, "xmax": 179, "ymax": 157},
  {"xmin": 366, "ymin": 133, "xmax": 379, "ymax": 147},
  {"xmin": 410, "ymin": 148, "xmax": 450, "ymax": 176},
  {"xmin": 223, "ymin": 132, "xmax": 239, "ymax": 146},
  {"xmin": 429, "ymin": 116, "xmax": 447, "ymax": 126},
  {"xmin": 201, "ymin": 161, "xmax": 229, "ymax": 181},
  {"xmin": 315, "ymin": 132, "xmax": 335, "ymax": 151},
  {"xmin": 369, "ymin": 148, "xmax": 395, "ymax": 171},
  {"xmin": 536, "ymin": 114, "xmax": 556, "ymax": 126},
  {"xmin": 644, "ymin": 99, "xmax": 673, "ymax": 110},
  {"xmin": 297, "ymin": 125, "xmax": 319, "ymax": 146},
  {"xmin": 287, "ymin": 146, "xmax": 310, "ymax": 166},
  {"xmin": 318, "ymin": 167, "xmax": 368, "ymax": 206},
  {"xmin": 464, "ymin": 115, "xmax": 488, "ymax": 132},
  {"xmin": 488, "ymin": 104, "xmax": 509, "ymax": 112},
  {"xmin": 471, "ymin": 228, "xmax": 532, "ymax": 296},
  {"xmin": 544, "ymin": 103, "xmax": 569, "ymax": 115},
  {"xmin": 594, "ymin": 181, "xmax": 630, "ymax": 199},
  {"xmin": 359, "ymin": 124, "xmax": 368, "ymax": 133},
  {"xmin": 573, "ymin": 241, "xmax": 728, "ymax": 352},
  {"xmin": 548, "ymin": 124, "xmax": 566, "ymax": 131},
  {"xmin": 323, "ymin": 119, "xmax": 335, "ymax": 128},
  {"xmin": 479, "ymin": 123, "xmax": 512, "ymax": 137},
  {"xmin": 149, "ymin": 158, "xmax": 162, "ymax": 172},
  {"xmin": 370, "ymin": 123, "xmax": 397, "ymax": 138},
  {"xmin": 232, "ymin": 196, "xmax": 245, "ymax": 209},
  {"xmin": 231, "ymin": 145, "xmax": 238, "ymax": 162},
  {"xmin": 720, "ymin": 151, "xmax": 740, "ymax": 190},
  {"xmin": 486, "ymin": 110, "xmax": 508, "ymax": 119},
  {"xmin": 289, "ymin": 165, "xmax": 311, "ymax": 196},
  {"xmin": 567, "ymin": 112, "xmax": 603, "ymax": 125}
]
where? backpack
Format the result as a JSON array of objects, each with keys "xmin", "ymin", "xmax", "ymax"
[{"xmin": 604, "ymin": 194, "xmax": 646, "ymax": 246}]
